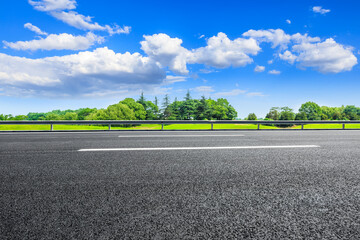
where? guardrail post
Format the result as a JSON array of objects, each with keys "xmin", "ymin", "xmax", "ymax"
[
  {"xmin": 161, "ymin": 123, "xmax": 164, "ymax": 131},
  {"xmin": 301, "ymin": 124, "xmax": 304, "ymax": 130},
  {"xmin": 50, "ymin": 124, "xmax": 53, "ymax": 131},
  {"xmin": 108, "ymin": 124, "xmax": 111, "ymax": 131},
  {"xmin": 257, "ymin": 124, "xmax": 260, "ymax": 130},
  {"xmin": 343, "ymin": 124, "xmax": 345, "ymax": 130},
  {"xmin": 211, "ymin": 123, "xmax": 213, "ymax": 130}
]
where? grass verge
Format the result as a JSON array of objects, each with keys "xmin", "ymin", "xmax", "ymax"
[{"xmin": 0, "ymin": 123, "xmax": 360, "ymax": 131}]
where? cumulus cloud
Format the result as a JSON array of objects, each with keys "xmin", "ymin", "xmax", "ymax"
[
  {"xmin": 288, "ymin": 38, "xmax": 357, "ymax": 73},
  {"xmin": 3, "ymin": 32, "xmax": 104, "ymax": 51},
  {"xmin": 141, "ymin": 32, "xmax": 261, "ymax": 74},
  {"xmin": 268, "ymin": 70, "xmax": 281, "ymax": 75},
  {"xmin": 28, "ymin": 0, "xmax": 76, "ymax": 11},
  {"xmin": 242, "ymin": 29, "xmax": 357, "ymax": 73},
  {"xmin": 190, "ymin": 32, "xmax": 261, "ymax": 68},
  {"xmin": 243, "ymin": 29, "xmax": 291, "ymax": 49},
  {"xmin": 279, "ymin": 50, "xmax": 297, "ymax": 64},
  {"xmin": 312, "ymin": 6, "xmax": 330, "ymax": 15},
  {"xmin": 0, "ymin": 47, "xmax": 165, "ymax": 96},
  {"xmin": 29, "ymin": 0, "xmax": 130, "ymax": 35},
  {"xmin": 24, "ymin": 23, "xmax": 48, "ymax": 36},
  {"xmin": 141, "ymin": 33, "xmax": 191, "ymax": 74},
  {"xmin": 286, "ymin": 19, "xmax": 291, "ymax": 24},
  {"xmin": 254, "ymin": 65, "xmax": 265, "ymax": 72}
]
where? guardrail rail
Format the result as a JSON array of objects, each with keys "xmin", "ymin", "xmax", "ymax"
[{"xmin": 1, "ymin": 120, "xmax": 360, "ymax": 131}]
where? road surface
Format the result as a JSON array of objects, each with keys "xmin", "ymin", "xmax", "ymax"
[{"xmin": 1, "ymin": 131, "xmax": 360, "ymax": 239}]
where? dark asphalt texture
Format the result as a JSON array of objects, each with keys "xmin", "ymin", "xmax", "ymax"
[{"xmin": 1, "ymin": 131, "xmax": 360, "ymax": 239}]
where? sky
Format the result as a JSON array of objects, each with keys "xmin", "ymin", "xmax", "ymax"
[{"xmin": 0, "ymin": 0, "xmax": 359, "ymax": 118}]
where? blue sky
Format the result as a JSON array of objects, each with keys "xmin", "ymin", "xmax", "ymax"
[{"xmin": 0, "ymin": 0, "xmax": 359, "ymax": 118}]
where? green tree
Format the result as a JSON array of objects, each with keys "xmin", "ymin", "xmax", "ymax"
[
  {"xmin": 77, "ymin": 108, "xmax": 96, "ymax": 120},
  {"xmin": 64, "ymin": 112, "xmax": 78, "ymax": 120},
  {"xmin": 265, "ymin": 107, "xmax": 280, "ymax": 120},
  {"xmin": 343, "ymin": 105, "xmax": 360, "ymax": 120},
  {"xmin": 162, "ymin": 95, "xmax": 172, "ymax": 119},
  {"xmin": 107, "ymin": 103, "xmax": 136, "ymax": 120},
  {"xmin": 120, "ymin": 98, "xmax": 146, "ymax": 120},
  {"xmin": 195, "ymin": 96, "xmax": 208, "ymax": 120},
  {"xmin": 295, "ymin": 112, "xmax": 307, "ymax": 120},
  {"xmin": 144, "ymin": 101, "xmax": 159, "ymax": 120},
  {"xmin": 247, "ymin": 113, "xmax": 257, "ymax": 120},
  {"xmin": 279, "ymin": 107, "xmax": 295, "ymax": 120},
  {"xmin": 298, "ymin": 102, "xmax": 322, "ymax": 120},
  {"xmin": 45, "ymin": 113, "xmax": 61, "ymax": 120},
  {"xmin": 27, "ymin": 112, "xmax": 46, "ymax": 120},
  {"xmin": 86, "ymin": 109, "xmax": 110, "ymax": 120}
]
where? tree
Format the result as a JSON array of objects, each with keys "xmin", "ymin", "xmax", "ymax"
[
  {"xmin": 64, "ymin": 112, "xmax": 78, "ymax": 120},
  {"xmin": 120, "ymin": 98, "xmax": 146, "ymax": 120},
  {"xmin": 27, "ymin": 112, "xmax": 46, "ymax": 120},
  {"xmin": 106, "ymin": 103, "xmax": 136, "ymax": 120},
  {"xmin": 144, "ymin": 101, "xmax": 159, "ymax": 120},
  {"xmin": 77, "ymin": 108, "xmax": 96, "ymax": 120},
  {"xmin": 295, "ymin": 112, "xmax": 307, "ymax": 120},
  {"xmin": 138, "ymin": 92, "xmax": 146, "ymax": 106},
  {"xmin": 162, "ymin": 95, "xmax": 172, "ymax": 119},
  {"xmin": 343, "ymin": 105, "xmax": 360, "ymax": 120},
  {"xmin": 279, "ymin": 107, "xmax": 295, "ymax": 120},
  {"xmin": 195, "ymin": 96, "xmax": 208, "ymax": 120},
  {"xmin": 265, "ymin": 107, "xmax": 280, "ymax": 120},
  {"xmin": 247, "ymin": 113, "xmax": 257, "ymax": 120},
  {"xmin": 45, "ymin": 113, "xmax": 61, "ymax": 120},
  {"xmin": 298, "ymin": 102, "xmax": 322, "ymax": 120}
]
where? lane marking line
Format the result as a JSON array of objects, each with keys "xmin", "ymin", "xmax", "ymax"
[
  {"xmin": 78, "ymin": 145, "xmax": 320, "ymax": 152},
  {"xmin": 118, "ymin": 135, "xmax": 244, "ymax": 138}
]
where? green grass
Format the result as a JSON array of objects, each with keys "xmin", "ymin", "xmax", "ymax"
[{"xmin": 1, "ymin": 123, "xmax": 360, "ymax": 131}]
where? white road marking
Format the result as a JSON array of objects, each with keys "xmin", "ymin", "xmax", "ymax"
[
  {"xmin": 78, "ymin": 145, "xmax": 320, "ymax": 152},
  {"xmin": 118, "ymin": 134, "xmax": 244, "ymax": 138}
]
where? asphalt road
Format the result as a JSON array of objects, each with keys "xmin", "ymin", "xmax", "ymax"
[{"xmin": 1, "ymin": 130, "xmax": 360, "ymax": 239}]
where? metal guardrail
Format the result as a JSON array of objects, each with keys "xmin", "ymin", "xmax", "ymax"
[{"xmin": 1, "ymin": 120, "xmax": 360, "ymax": 131}]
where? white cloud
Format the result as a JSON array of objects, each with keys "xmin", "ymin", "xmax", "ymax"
[
  {"xmin": 267, "ymin": 60, "xmax": 273, "ymax": 64},
  {"xmin": 290, "ymin": 38, "xmax": 357, "ymax": 73},
  {"xmin": 24, "ymin": 23, "xmax": 48, "ymax": 36},
  {"xmin": 0, "ymin": 47, "xmax": 166, "ymax": 96},
  {"xmin": 199, "ymin": 35, "xmax": 205, "ymax": 39},
  {"xmin": 29, "ymin": 0, "xmax": 130, "ymax": 35},
  {"xmin": 49, "ymin": 11, "xmax": 130, "ymax": 35},
  {"xmin": 3, "ymin": 32, "xmax": 104, "ymax": 51},
  {"xmin": 243, "ymin": 29, "xmax": 357, "ymax": 73},
  {"xmin": 141, "ymin": 32, "xmax": 261, "ymax": 74},
  {"xmin": 214, "ymin": 89, "xmax": 246, "ymax": 96},
  {"xmin": 164, "ymin": 75, "xmax": 187, "ymax": 84},
  {"xmin": 279, "ymin": 50, "xmax": 297, "ymax": 64},
  {"xmin": 243, "ymin": 29, "xmax": 291, "ymax": 49},
  {"xmin": 190, "ymin": 32, "xmax": 261, "ymax": 68},
  {"xmin": 28, "ymin": 0, "xmax": 76, "ymax": 11},
  {"xmin": 312, "ymin": 6, "xmax": 330, "ymax": 15},
  {"xmin": 0, "ymin": 71, "xmax": 60, "ymax": 86},
  {"xmin": 286, "ymin": 19, "xmax": 291, "ymax": 24},
  {"xmin": 254, "ymin": 65, "xmax": 265, "ymax": 72},
  {"xmin": 268, "ymin": 70, "xmax": 281, "ymax": 75},
  {"xmin": 193, "ymin": 86, "xmax": 214, "ymax": 93},
  {"xmin": 291, "ymin": 33, "xmax": 320, "ymax": 44},
  {"xmin": 141, "ymin": 33, "xmax": 191, "ymax": 75}
]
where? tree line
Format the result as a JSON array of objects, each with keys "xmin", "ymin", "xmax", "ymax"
[
  {"xmin": 2, "ymin": 98, "xmax": 360, "ymax": 122},
  {"xmin": 0, "ymin": 91, "xmax": 237, "ymax": 121},
  {"xmin": 246, "ymin": 101, "xmax": 360, "ymax": 121}
]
